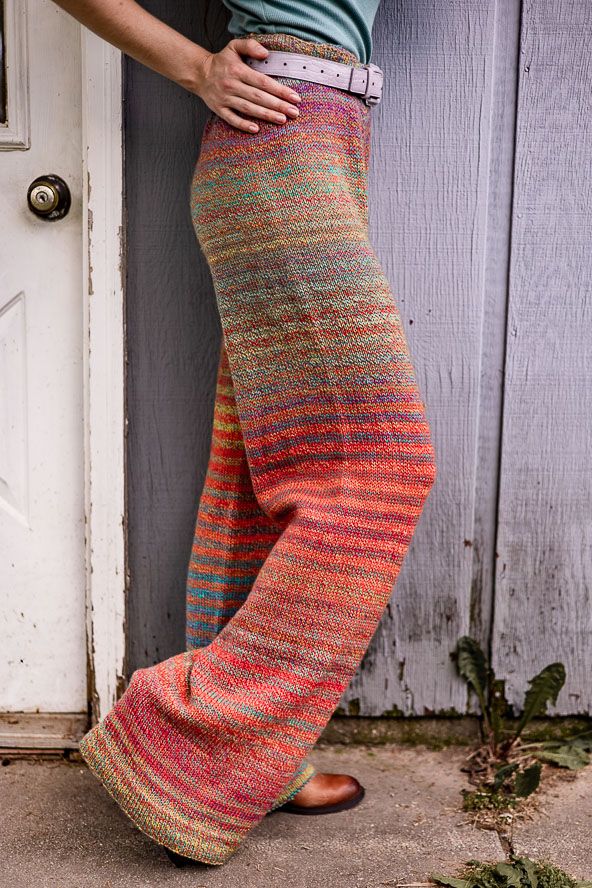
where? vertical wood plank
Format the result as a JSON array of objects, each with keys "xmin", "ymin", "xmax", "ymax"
[
  {"xmin": 341, "ymin": 0, "xmax": 502, "ymax": 715},
  {"xmin": 492, "ymin": 0, "xmax": 592, "ymax": 714},
  {"xmin": 470, "ymin": 0, "xmax": 522, "ymax": 679}
]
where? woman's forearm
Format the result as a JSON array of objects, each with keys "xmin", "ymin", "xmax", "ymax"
[
  {"xmin": 51, "ymin": 0, "xmax": 208, "ymax": 93},
  {"xmin": 52, "ymin": 0, "xmax": 303, "ymax": 132}
]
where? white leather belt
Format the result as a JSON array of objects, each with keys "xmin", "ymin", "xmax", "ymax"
[{"xmin": 243, "ymin": 50, "xmax": 384, "ymax": 107}]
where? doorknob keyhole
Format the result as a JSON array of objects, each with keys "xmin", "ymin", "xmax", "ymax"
[{"xmin": 27, "ymin": 174, "xmax": 71, "ymax": 220}]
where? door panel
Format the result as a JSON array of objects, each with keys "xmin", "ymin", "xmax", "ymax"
[{"xmin": 0, "ymin": 0, "xmax": 86, "ymax": 712}]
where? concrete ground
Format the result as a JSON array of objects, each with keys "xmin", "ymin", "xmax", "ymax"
[{"xmin": 1, "ymin": 744, "xmax": 591, "ymax": 888}]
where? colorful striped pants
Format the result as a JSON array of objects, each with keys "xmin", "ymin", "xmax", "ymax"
[{"xmin": 79, "ymin": 32, "xmax": 437, "ymax": 866}]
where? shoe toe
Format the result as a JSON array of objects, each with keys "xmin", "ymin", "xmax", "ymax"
[
  {"xmin": 333, "ymin": 773, "xmax": 363, "ymax": 800},
  {"xmin": 272, "ymin": 771, "xmax": 366, "ymax": 815}
]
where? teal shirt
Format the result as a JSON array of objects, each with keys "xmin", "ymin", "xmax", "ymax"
[{"xmin": 220, "ymin": 1, "xmax": 381, "ymax": 64}]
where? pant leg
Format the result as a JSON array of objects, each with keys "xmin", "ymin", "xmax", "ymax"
[
  {"xmin": 78, "ymin": 43, "xmax": 437, "ymax": 867},
  {"xmin": 185, "ymin": 340, "xmax": 287, "ymax": 649},
  {"xmin": 185, "ymin": 338, "xmax": 317, "ymax": 802}
]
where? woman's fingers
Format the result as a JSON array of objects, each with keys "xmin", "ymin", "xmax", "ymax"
[
  {"xmin": 227, "ymin": 97, "xmax": 287, "ymax": 126},
  {"xmin": 217, "ymin": 98, "xmax": 298, "ymax": 134},
  {"xmin": 236, "ymin": 77, "xmax": 302, "ymax": 114},
  {"xmin": 225, "ymin": 38, "xmax": 303, "ymax": 115},
  {"xmin": 200, "ymin": 37, "xmax": 305, "ymax": 132},
  {"xmin": 218, "ymin": 107, "xmax": 262, "ymax": 133},
  {"xmin": 238, "ymin": 64, "xmax": 303, "ymax": 108},
  {"xmin": 228, "ymin": 86, "xmax": 301, "ymax": 122},
  {"xmin": 217, "ymin": 72, "xmax": 305, "ymax": 133},
  {"xmin": 227, "ymin": 36, "xmax": 270, "ymax": 61}
]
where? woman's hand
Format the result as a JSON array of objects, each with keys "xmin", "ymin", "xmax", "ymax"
[{"xmin": 192, "ymin": 38, "xmax": 302, "ymax": 133}]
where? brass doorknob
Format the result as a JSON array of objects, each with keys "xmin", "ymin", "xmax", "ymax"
[{"xmin": 27, "ymin": 174, "xmax": 71, "ymax": 220}]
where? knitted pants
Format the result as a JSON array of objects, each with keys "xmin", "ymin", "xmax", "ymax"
[{"xmin": 78, "ymin": 32, "xmax": 437, "ymax": 866}]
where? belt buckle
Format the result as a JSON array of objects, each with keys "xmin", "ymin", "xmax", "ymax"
[{"xmin": 360, "ymin": 62, "xmax": 383, "ymax": 106}]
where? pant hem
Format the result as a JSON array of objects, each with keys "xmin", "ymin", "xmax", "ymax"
[
  {"xmin": 268, "ymin": 760, "xmax": 317, "ymax": 810},
  {"xmin": 79, "ymin": 720, "xmax": 320, "ymax": 864},
  {"xmin": 79, "ymin": 723, "xmax": 235, "ymax": 866}
]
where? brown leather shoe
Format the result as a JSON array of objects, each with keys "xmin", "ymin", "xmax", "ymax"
[{"xmin": 273, "ymin": 772, "xmax": 365, "ymax": 815}]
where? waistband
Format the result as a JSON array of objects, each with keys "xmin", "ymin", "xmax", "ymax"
[{"xmin": 244, "ymin": 32, "xmax": 366, "ymax": 70}]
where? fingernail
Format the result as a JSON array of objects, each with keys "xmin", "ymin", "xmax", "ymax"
[
  {"xmin": 249, "ymin": 124, "xmax": 259, "ymax": 132},
  {"xmin": 290, "ymin": 93, "xmax": 301, "ymax": 102}
]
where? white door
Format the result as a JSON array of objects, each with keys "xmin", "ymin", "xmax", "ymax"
[{"xmin": 0, "ymin": 0, "xmax": 86, "ymax": 713}]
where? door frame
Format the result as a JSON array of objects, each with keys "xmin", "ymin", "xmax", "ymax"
[{"xmin": 82, "ymin": 30, "xmax": 126, "ymax": 724}]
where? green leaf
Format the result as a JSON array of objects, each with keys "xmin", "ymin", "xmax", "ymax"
[
  {"xmin": 493, "ymin": 761, "xmax": 519, "ymax": 791},
  {"xmin": 534, "ymin": 745, "xmax": 590, "ymax": 770},
  {"xmin": 518, "ymin": 857, "xmax": 538, "ymax": 888},
  {"xmin": 571, "ymin": 732, "xmax": 592, "ymax": 751},
  {"xmin": 455, "ymin": 637, "xmax": 491, "ymax": 727},
  {"xmin": 514, "ymin": 763, "xmax": 542, "ymax": 797},
  {"xmin": 494, "ymin": 863, "xmax": 523, "ymax": 886},
  {"xmin": 490, "ymin": 678, "xmax": 513, "ymax": 746},
  {"xmin": 430, "ymin": 874, "xmax": 470, "ymax": 888},
  {"xmin": 535, "ymin": 730, "xmax": 592, "ymax": 753},
  {"xmin": 515, "ymin": 663, "xmax": 566, "ymax": 738}
]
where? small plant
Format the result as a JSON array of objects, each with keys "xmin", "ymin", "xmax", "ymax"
[
  {"xmin": 431, "ymin": 855, "xmax": 592, "ymax": 888},
  {"xmin": 454, "ymin": 636, "xmax": 566, "ymax": 758},
  {"xmin": 452, "ymin": 637, "xmax": 592, "ymax": 815},
  {"xmin": 460, "ymin": 759, "xmax": 542, "ymax": 815}
]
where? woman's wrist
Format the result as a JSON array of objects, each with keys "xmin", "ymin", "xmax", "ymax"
[{"xmin": 170, "ymin": 39, "xmax": 212, "ymax": 97}]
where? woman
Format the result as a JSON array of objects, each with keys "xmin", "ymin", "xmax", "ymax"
[{"xmin": 53, "ymin": 0, "xmax": 437, "ymax": 867}]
